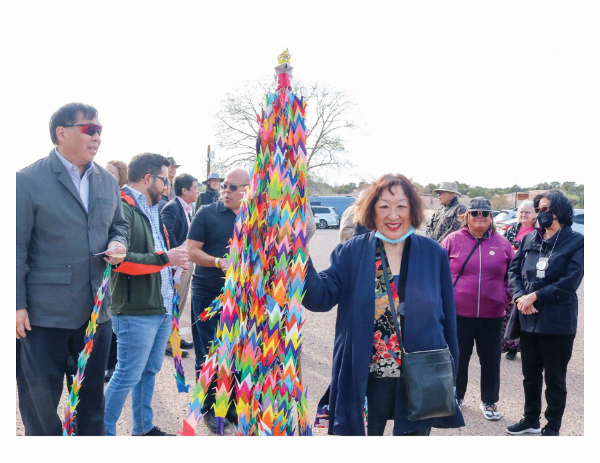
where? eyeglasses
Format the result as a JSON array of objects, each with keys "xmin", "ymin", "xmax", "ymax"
[
  {"xmin": 151, "ymin": 175, "xmax": 168, "ymax": 186},
  {"xmin": 534, "ymin": 206, "xmax": 550, "ymax": 213},
  {"xmin": 221, "ymin": 183, "xmax": 248, "ymax": 192},
  {"xmin": 469, "ymin": 210, "xmax": 491, "ymax": 218},
  {"xmin": 63, "ymin": 123, "xmax": 103, "ymax": 137}
]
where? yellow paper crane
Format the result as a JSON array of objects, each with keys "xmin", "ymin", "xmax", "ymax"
[{"xmin": 277, "ymin": 48, "xmax": 291, "ymax": 64}]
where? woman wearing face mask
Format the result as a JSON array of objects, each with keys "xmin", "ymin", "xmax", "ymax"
[
  {"xmin": 441, "ymin": 197, "xmax": 514, "ymax": 421},
  {"xmin": 506, "ymin": 190, "xmax": 584, "ymax": 436},
  {"xmin": 303, "ymin": 174, "xmax": 464, "ymax": 436},
  {"xmin": 503, "ymin": 201, "xmax": 537, "ymax": 360}
]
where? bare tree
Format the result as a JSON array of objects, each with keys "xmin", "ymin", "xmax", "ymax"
[{"xmin": 213, "ymin": 79, "xmax": 358, "ymax": 174}]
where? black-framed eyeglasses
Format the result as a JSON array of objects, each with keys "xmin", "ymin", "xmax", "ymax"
[
  {"xmin": 534, "ymin": 206, "xmax": 550, "ymax": 213},
  {"xmin": 469, "ymin": 210, "xmax": 491, "ymax": 218},
  {"xmin": 63, "ymin": 123, "xmax": 103, "ymax": 137},
  {"xmin": 221, "ymin": 183, "xmax": 248, "ymax": 192},
  {"xmin": 151, "ymin": 175, "xmax": 168, "ymax": 186}
]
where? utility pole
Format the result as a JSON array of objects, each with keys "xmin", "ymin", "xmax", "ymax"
[{"xmin": 206, "ymin": 145, "xmax": 211, "ymax": 177}]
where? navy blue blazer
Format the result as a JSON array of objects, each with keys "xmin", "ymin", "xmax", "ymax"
[
  {"xmin": 303, "ymin": 232, "xmax": 464, "ymax": 435},
  {"xmin": 160, "ymin": 197, "xmax": 191, "ymax": 248}
]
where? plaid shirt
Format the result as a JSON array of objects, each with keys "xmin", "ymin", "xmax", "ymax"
[
  {"xmin": 128, "ymin": 187, "xmax": 174, "ymax": 314},
  {"xmin": 426, "ymin": 196, "xmax": 467, "ymax": 243}
]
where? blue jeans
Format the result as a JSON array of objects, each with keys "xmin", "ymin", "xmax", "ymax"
[{"xmin": 103, "ymin": 313, "xmax": 171, "ymax": 436}]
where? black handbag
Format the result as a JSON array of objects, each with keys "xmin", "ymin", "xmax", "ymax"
[
  {"xmin": 379, "ymin": 240, "xmax": 457, "ymax": 422},
  {"xmin": 503, "ymin": 304, "xmax": 521, "ymax": 341}
]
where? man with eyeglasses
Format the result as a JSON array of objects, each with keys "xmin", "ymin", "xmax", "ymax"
[
  {"xmin": 161, "ymin": 173, "xmax": 200, "ymax": 357},
  {"xmin": 186, "ymin": 167, "xmax": 250, "ymax": 433},
  {"xmin": 426, "ymin": 181, "xmax": 468, "ymax": 243},
  {"xmin": 16, "ymin": 102, "xmax": 128, "ymax": 435},
  {"xmin": 103, "ymin": 153, "xmax": 189, "ymax": 436}
]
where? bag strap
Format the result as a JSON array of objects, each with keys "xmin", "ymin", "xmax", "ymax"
[
  {"xmin": 453, "ymin": 237, "xmax": 483, "ymax": 288},
  {"xmin": 379, "ymin": 238, "xmax": 405, "ymax": 354}
]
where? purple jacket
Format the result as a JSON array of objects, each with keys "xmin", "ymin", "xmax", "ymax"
[{"xmin": 441, "ymin": 227, "xmax": 514, "ymax": 318}]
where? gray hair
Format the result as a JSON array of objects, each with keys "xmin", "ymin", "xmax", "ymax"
[{"xmin": 517, "ymin": 200, "xmax": 536, "ymax": 225}]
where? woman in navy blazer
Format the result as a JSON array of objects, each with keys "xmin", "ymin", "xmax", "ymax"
[{"xmin": 303, "ymin": 174, "xmax": 464, "ymax": 435}]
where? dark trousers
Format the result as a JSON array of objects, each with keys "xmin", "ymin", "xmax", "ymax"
[
  {"xmin": 456, "ymin": 315, "xmax": 503, "ymax": 404},
  {"xmin": 191, "ymin": 289, "xmax": 222, "ymax": 410},
  {"xmin": 520, "ymin": 331, "xmax": 575, "ymax": 431},
  {"xmin": 366, "ymin": 376, "xmax": 431, "ymax": 436},
  {"xmin": 107, "ymin": 332, "xmax": 118, "ymax": 370},
  {"xmin": 16, "ymin": 319, "xmax": 112, "ymax": 435}
]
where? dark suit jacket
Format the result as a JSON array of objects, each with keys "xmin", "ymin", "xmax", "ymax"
[
  {"xmin": 161, "ymin": 197, "xmax": 191, "ymax": 248},
  {"xmin": 16, "ymin": 150, "xmax": 128, "ymax": 329}
]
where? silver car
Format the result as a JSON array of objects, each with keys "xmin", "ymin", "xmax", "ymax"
[{"xmin": 313, "ymin": 206, "xmax": 340, "ymax": 229}]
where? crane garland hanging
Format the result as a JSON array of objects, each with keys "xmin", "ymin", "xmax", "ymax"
[
  {"xmin": 168, "ymin": 265, "xmax": 190, "ymax": 393},
  {"xmin": 179, "ymin": 49, "xmax": 311, "ymax": 436},
  {"xmin": 63, "ymin": 263, "xmax": 112, "ymax": 436}
]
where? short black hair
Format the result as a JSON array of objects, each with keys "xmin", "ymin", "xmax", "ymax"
[
  {"xmin": 174, "ymin": 174, "xmax": 198, "ymax": 196},
  {"xmin": 128, "ymin": 153, "xmax": 170, "ymax": 183},
  {"xmin": 49, "ymin": 103, "xmax": 98, "ymax": 145},
  {"xmin": 533, "ymin": 190, "xmax": 574, "ymax": 227}
]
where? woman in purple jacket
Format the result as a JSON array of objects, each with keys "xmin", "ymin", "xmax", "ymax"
[{"xmin": 441, "ymin": 197, "xmax": 514, "ymax": 421}]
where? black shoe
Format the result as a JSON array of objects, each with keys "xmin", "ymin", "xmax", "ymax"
[
  {"xmin": 104, "ymin": 368, "xmax": 115, "ymax": 382},
  {"xmin": 138, "ymin": 426, "xmax": 174, "ymax": 436},
  {"xmin": 506, "ymin": 351, "xmax": 517, "ymax": 360},
  {"xmin": 506, "ymin": 418, "xmax": 541, "ymax": 435},
  {"xmin": 180, "ymin": 339, "xmax": 194, "ymax": 349},
  {"xmin": 541, "ymin": 427, "xmax": 560, "ymax": 436},
  {"xmin": 203, "ymin": 409, "xmax": 230, "ymax": 434},
  {"xmin": 165, "ymin": 346, "xmax": 189, "ymax": 358}
]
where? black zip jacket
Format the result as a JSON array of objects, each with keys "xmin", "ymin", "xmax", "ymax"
[{"xmin": 508, "ymin": 226, "xmax": 584, "ymax": 335}]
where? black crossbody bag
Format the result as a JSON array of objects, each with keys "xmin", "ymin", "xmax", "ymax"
[{"xmin": 379, "ymin": 239, "xmax": 456, "ymax": 421}]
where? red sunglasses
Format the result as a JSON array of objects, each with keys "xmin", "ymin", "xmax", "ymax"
[{"xmin": 64, "ymin": 123, "xmax": 103, "ymax": 136}]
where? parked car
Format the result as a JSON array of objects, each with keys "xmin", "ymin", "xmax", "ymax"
[
  {"xmin": 495, "ymin": 209, "xmax": 518, "ymax": 223},
  {"xmin": 313, "ymin": 206, "xmax": 340, "ymax": 229},
  {"xmin": 495, "ymin": 209, "xmax": 518, "ymax": 236},
  {"xmin": 497, "ymin": 217, "xmax": 518, "ymax": 236},
  {"xmin": 572, "ymin": 209, "xmax": 584, "ymax": 236}
]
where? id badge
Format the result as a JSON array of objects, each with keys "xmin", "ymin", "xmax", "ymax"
[{"xmin": 536, "ymin": 257, "xmax": 549, "ymax": 278}]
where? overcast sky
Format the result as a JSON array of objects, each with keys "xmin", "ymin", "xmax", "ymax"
[{"xmin": 3, "ymin": 0, "xmax": 596, "ymax": 189}]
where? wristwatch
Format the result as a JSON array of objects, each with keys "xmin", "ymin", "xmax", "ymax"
[{"xmin": 214, "ymin": 257, "xmax": 220, "ymax": 268}]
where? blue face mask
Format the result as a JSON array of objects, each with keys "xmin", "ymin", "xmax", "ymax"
[{"xmin": 375, "ymin": 225, "xmax": 415, "ymax": 244}]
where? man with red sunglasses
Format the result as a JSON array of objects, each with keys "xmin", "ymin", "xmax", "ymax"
[{"xmin": 16, "ymin": 102, "xmax": 128, "ymax": 435}]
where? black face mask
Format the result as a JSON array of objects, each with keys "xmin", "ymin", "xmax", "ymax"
[{"xmin": 537, "ymin": 211, "xmax": 555, "ymax": 229}]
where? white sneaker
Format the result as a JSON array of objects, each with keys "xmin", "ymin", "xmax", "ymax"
[{"xmin": 480, "ymin": 402, "xmax": 500, "ymax": 420}]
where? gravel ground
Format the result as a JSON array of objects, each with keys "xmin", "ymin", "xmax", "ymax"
[{"xmin": 16, "ymin": 228, "xmax": 584, "ymax": 437}]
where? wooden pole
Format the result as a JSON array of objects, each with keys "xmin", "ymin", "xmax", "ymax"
[{"xmin": 206, "ymin": 145, "xmax": 211, "ymax": 177}]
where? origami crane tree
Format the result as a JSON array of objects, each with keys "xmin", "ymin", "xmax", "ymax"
[{"xmin": 179, "ymin": 50, "xmax": 311, "ymax": 436}]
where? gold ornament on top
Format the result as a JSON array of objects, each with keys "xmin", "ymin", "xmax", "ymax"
[{"xmin": 277, "ymin": 49, "xmax": 291, "ymax": 64}]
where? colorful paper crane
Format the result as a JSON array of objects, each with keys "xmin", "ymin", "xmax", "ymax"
[
  {"xmin": 63, "ymin": 263, "xmax": 112, "ymax": 436},
  {"xmin": 179, "ymin": 51, "xmax": 311, "ymax": 436},
  {"xmin": 168, "ymin": 263, "xmax": 190, "ymax": 393}
]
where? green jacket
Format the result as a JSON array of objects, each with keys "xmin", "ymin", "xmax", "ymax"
[{"xmin": 110, "ymin": 187, "xmax": 171, "ymax": 316}]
